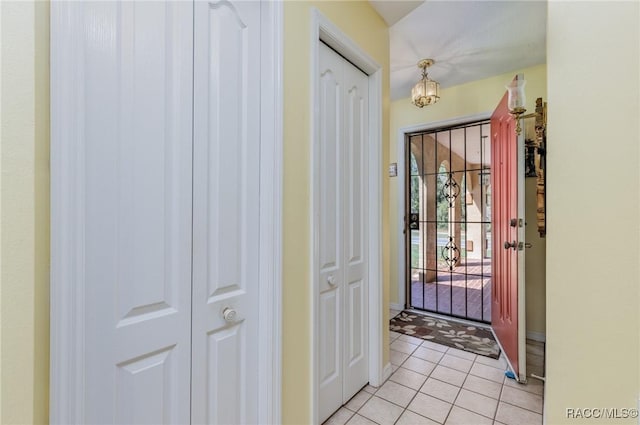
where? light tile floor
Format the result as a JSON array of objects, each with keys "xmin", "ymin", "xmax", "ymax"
[{"xmin": 324, "ymin": 312, "xmax": 544, "ymax": 425}]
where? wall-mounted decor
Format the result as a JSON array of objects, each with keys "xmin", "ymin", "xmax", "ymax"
[{"xmin": 526, "ymin": 97, "xmax": 547, "ymax": 237}]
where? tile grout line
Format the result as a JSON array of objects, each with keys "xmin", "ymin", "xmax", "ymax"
[{"xmin": 331, "ymin": 334, "xmax": 543, "ymax": 425}]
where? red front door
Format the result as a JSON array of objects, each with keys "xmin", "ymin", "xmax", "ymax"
[{"xmin": 491, "ymin": 80, "xmax": 525, "ymax": 379}]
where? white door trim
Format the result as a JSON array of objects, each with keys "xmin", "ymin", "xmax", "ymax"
[
  {"xmin": 258, "ymin": 1, "xmax": 283, "ymax": 421},
  {"xmin": 310, "ymin": 9, "xmax": 384, "ymax": 423},
  {"xmin": 49, "ymin": 2, "xmax": 283, "ymax": 423},
  {"xmin": 395, "ymin": 113, "xmax": 490, "ymax": 310}
]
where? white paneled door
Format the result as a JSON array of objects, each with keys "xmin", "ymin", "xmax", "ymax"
[
  {"xmin": 83, "ymin": 3, "xmax": 194, "ymax": 423},
  {"xmin": 191, "ymin": 0, "xmax": 260, "ymax": 423},
  {"xmin": 318, "ymin": 43, "xmax": 369, "ymax": 423},
  {"xmin": 80, "ymin": 1, "xmax": 261, "ymax": 423}
]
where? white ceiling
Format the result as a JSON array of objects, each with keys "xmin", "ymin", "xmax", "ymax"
[{"xmin": 374, "ymin": 0, "xmax": 547, "ymax": 100}]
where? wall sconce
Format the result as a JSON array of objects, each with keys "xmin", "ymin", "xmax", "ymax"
[
  {"xmin": 411, "ymin": 59, "xmax": 440, "ymax": 108},
  {"xmin": 506, "ymin": 75, "xmax": 526, "ymax": 135}
]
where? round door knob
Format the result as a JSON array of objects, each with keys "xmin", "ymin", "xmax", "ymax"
[
  {"xmin": 327, "ymin": 275, "xmax": 337, "ymax": 286},
  {"xmin": 223, "ymin": 307, "xmax": 238, "ymax": 323}
]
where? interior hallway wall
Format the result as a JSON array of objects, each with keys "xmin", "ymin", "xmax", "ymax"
[
  {"xmin": 545, "ymin": 1, "xmax": 639, "ymax": 423},
  {"xmin": 0, "ymin": 1, "xmax": 50, "ymax": 423}
]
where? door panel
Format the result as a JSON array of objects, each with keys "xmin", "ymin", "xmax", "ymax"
[
  {"xmin": 192, "ymin": 1, "xmax": 261, "ymax": 423},
  {"xmin": 342, "ymin": 59, "xmax": 369, "ymax": 401},
  {"xmin": 318, "ymin": 42, "xmax": 344, "ymax": 422},
  {"xmin": 491, "ymin": 81, "xmax": 525, "ymax": 378},
  {"xmin": 83, "ymin": 2, "xmax": 193, "ymax": 423},
  {"xmin": 318, "ymin": 43, "xmax": 369, "ymax": 423}
]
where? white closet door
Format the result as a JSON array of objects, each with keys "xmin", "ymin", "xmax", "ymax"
[
  {"xmin": 83, "ymin": 2, "xmax": 194, "ymax": 423},
  {"xmin": 318, "ymin": 42, "xmax": 345, "ymax": 422},
  {"xmin": 191, "ymin": 1, "xmax": 261, "ymax": 424},
  {"xmin": 318, "ymin": 43, "xmax": 369, "ymax": 423},
  {"xmin": 342, "ymin": 57, "xmax": 369, "ymax": 401}
]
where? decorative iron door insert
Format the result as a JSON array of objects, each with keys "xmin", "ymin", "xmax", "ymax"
[{"xmin": 405, "ymin": 121, "xmax": 492, "ymax": 323}]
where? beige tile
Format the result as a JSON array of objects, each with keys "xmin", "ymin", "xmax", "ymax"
[
  {"xmin": 430, "ymin": 365, "xmax": 467, "ymax": 387},
  {"xmin": 420, "ymin": 377, "xmax": 461, "ymax": 403},
  {"xmin": 396, "ymin": 410, "xmax": 440, "ymax": 425},
  {"xmin": 470, "ymin": 363, "xmax": 505, "ymax": 383},
  {"xmin": 362, "ymin": 384, "xmax": 377, "ymax": 394},
  {"xmin": 500, "ymin": 385, "xmax": 543, "ymax": 414},
  {"xmin": 446, "ymin": 347, "xmax": 477, "ymax": 362},
  {"xmin": 375, "ymin": 380, "xmax": 417, "ymax": 408},
  {"xmin": 445, "ymin": 406, "xmax": 493, "ymax": 425},
  {"xmin": 403, "ymin": 357, "xmax": 437, "ymax": 376},
  {"xmin": 345, "ymin": 414, "xmax": 378, "ymax": 425},
  {"xmin": 454, "ymin": 389, "xmax": 498, "ymax": 419},
  {"xmin": 474, "ymin": 355, "xmax": 507, "ymax": 370},
  {"xmin": 391, "ymin": 340, "xmax": 419, "ymax": 355},
  {"xmin": 358, "ymin": 396, "xmax": 404, "ymax": 425},
  {"xmin": 439, "ymin": 354, "xmax": 474, "ymax": 373},
  {"xmin": 390, "ymin": 367, "xmax": 428, "ymax": 390},
  {"xmin": 390, "ymin": 349, "xmax": 410, "ymax": 366},
  {"xmin": 502, "ymin": 376, "xmax": 544, "ymax": 396},
  {"xmin": 462, "ymin": 374, "xmax": 502, "ymax": 400},
  {"xmin": 397, "ymin": 334, "xmax": 424, "ymax": 346},
  {"xmin": 391, "ymin": 364, "xmax": 399, "ymax": 374},
  {"xmin": 421, "ymin": 340, "xmax": 449, "ymax": 352},
  {"xmin": 345, "ymin": 390, "xmax": 372, "ymax": 412},
  {"xmin": 408, "ymin": 392, "xmax": 452, "ymax": 424},
  {"xmin": 323, "ymin": 407, "xmax": 354, "ymax": 425},
  {"xmin": 390, "ymin": 331, "xmax": 402, "ymax": 341},
  {"xmin": 413, "ymin": 346, "xmax": 446, "ymax": 363},
  {"xmin": 495, "ymin": 402, "xmax": 542, "ymax": 425}
]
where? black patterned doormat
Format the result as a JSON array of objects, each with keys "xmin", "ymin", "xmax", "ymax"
[{"xmin": 390, "ymin": 310, "xmax": 500, "ymax": 359}]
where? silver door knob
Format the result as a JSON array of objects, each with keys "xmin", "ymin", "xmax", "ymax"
[
  {"xmin": 327, "ymin": 275, "xmax": 337, "ymax": 286},
  {"xmin": 222, "ymin": 307, "xmax": 238, "ymax": 323}
]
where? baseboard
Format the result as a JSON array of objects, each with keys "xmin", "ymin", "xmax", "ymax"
[
  {"xmin": 526, "ymin": 331, "xmax": 546, "ymax": 342},
  {"xmin": 389, "ymin": 303, "xmax": 404, "ymax": 312}
]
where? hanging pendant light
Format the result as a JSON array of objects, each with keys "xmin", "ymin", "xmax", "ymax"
[{"xmin": 411, "ymin": 59, "xmax": 440, "ymax": 108}]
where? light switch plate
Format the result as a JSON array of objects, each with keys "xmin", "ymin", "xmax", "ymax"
[{"xmin": 389, "ymin": 162, "xmax": 397, "ymax": 177}]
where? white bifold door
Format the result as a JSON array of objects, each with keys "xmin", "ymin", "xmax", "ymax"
[
  {"xmin": 317, "ymin": 43, "xmax": 370, "ymax": 423},
  {"xmin": 81, "ymin": 1, "xmax": 260, "ymax": 423}
]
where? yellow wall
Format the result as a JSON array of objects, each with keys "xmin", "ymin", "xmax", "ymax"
[
  {"xmin": 389, "ymin": 64, "xmax": 547, "ymax": 335},
  {"xmin": 546, "ymin": 1, "xmax": 639, "ymax": 423},
  {"xmin": 524, "ymin": 176, "xmax": 546, "ymax": 338},
  {"xmin": 0, "ymin": 1, "xmax": 50, "ymax": 424},
  {"xmin": 282, "ymin": 1, "xmax": 389, "ymax": 423}
]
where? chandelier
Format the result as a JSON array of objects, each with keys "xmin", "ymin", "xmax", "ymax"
[{"xmin": 411, "ymin": 59, "xmax": 440, "ymax": 108}]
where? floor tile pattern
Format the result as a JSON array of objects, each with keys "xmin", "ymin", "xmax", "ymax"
[{"xmin": 324, "ymin": 312, "xmax": 544, "ymax": 425}]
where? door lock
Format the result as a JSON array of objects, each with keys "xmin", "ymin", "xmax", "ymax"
[{"xmin": 503, "ymin": 241, "xmax": 518, "ymax": 250}]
